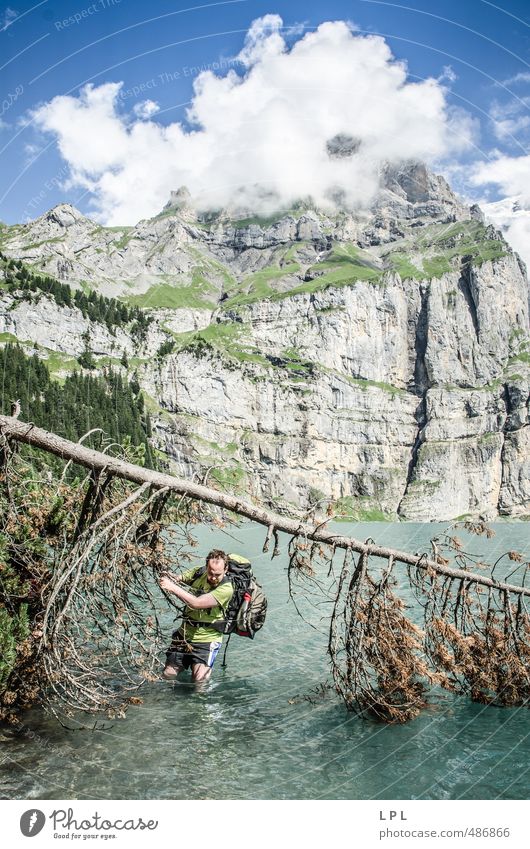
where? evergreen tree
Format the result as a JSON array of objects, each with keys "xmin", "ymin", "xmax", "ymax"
[
  {"xmin": 2, "ymin": 256, "xmax": 152, "ymax": 334},
  {"xmin": 0, "ymin": 343, "xmax": 154, "ymax": 470},
  {"xmin": 78, "ymin": 350, "xmax": 96, "ymax": 370}
]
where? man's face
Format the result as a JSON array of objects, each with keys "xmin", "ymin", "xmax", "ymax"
[{"xmin": 206, "ymin": 557, "xmax": 227, "ymax": 586}]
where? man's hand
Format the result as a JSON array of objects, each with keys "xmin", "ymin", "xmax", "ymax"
[
  {"xmin": 159, "ymin": 573, "xmax": 217, "ymax": 610},
  {"xmin": 159, "ymin": 575, "xmax": 177, "ymax": 594}
]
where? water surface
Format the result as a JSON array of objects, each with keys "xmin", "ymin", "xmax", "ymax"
[{"xmin": 1, "ymin": 522, "xmax": 529, "ymax": 800}]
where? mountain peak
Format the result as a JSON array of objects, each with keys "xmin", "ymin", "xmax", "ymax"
[
  {"xmin": 42, "ymin": 203, "xmax": 87, "ymax": 229},
  {"xmin": 163, "ymin": 187, "xmax": 197, "ymax": 221}
]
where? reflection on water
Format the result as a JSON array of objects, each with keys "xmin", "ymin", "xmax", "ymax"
[{"xmin": 1, "ymin": 522, "xmax": 529, "ymax": 800}]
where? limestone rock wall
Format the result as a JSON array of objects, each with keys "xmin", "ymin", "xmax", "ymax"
[
  {"xmin": 1, "ymin": 165, "xmax": 528, "ymax": 519},
  {"xmin": 140, "ymin": 248, "xmax": 529, "ymax": 518}
]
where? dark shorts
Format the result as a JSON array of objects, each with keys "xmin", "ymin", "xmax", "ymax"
[{"xmin": 166, "ymin": 631, "xmax": 222, "ymax": 670}]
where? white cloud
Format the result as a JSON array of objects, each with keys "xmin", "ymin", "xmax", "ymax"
[
  {"xmin": 489, "ymin": 98, "xmax": 530, "ymax": 142},
  {"xmin": 493, "ymin": 115, "xmax": 530, "ymax": 141},
  {"xmin": 472, "ymin": 154, "xmax": 530, "ymax": 268},
  {"xmin": 24, "ymin": 142, "xmax": 42, "ymax": 163},
  {"xmin": 472, "ymin": 153, "xmax": 530, "ymax": 205},
  {"xmin": 133, "ymin": 99, "xmax": 160, "ymax": 119},
  {"xmin": 236, "ymin": 13, "xmax": 286, "ymax": 67},
  {"xmin": 481, "ymin": 196, "xmax": 530, "ymax": 270},
  {"xmin": 502, "ymin": 72, "xmax": 530, "ymax": 87},
  {"xmin": 438, "ymin": 65, "xmax": 457, "ymax": 85},
  {"xmin": 31, "ymin": 15, "xmax": 475, "ymax": 225},
  {"xmin": 1, "ymin": 7, "xmax": 17, "ymax": 32},
  {"xmin": 32, "ymin": 82, "xmax": 129, "ymax": 175}
]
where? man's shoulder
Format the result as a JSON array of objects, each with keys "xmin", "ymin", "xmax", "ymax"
[
  {"xmin": 213, "ymin": 578, "xmax": 234, "ymax": 600},
  {"xmin": 180, "ymin": 566, "xmax": 203, "ymax": 584}
]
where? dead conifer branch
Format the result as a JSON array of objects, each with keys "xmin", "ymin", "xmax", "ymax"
[
  {"xmin": 1, "ymin": 415, "xmax": 529, "ymax": 724},
  {"xmin": 1, "ymin": 415, "xmax": 528, "ymax": 598}
]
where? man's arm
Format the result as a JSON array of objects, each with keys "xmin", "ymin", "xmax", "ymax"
[
  {"xmin": 159, "ymin": 575, "xmax": 218, "ymax": 609},
  {"xmin": 169, "ymin": 566, "xmax": 198, "ymax": 584}
]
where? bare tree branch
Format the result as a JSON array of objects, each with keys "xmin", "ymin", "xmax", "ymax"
[{"xmin": 2, "ymin": 414, "xmax": 528, "ymax": 598}]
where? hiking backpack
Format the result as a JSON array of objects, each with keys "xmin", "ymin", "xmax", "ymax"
[{"xmin": 222, "ymin": 553, "xmax": 267, "ymax": 639}]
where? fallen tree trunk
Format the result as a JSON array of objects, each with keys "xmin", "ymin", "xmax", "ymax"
[
  {"xmin": 1, "ymin": 414, "xmax": 529, "ymax": 598},
  {"xmin": 1, "ymin": 414, "xmax": 528, "ymax": 723}
]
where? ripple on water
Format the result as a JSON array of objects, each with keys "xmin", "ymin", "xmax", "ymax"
[{"xmin": 2, "ymin": 522, "xmax": 529, "ymax": 799}]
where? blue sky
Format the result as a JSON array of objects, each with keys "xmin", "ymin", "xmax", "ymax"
[{"xmin": 1, "ymin": 0, "xmax": 529, "ymax": 236}]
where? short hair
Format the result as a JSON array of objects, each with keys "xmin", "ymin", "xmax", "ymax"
[{"xmin": 205, "ymin": 549, "xmax": 228, "ymax": 569}]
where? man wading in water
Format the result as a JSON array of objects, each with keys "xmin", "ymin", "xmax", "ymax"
[{"xmin": 159, "ymin": 550, "xmax": 234, "ymax": 683}]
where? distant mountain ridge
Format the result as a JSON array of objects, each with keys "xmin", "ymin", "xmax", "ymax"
[
  {"xmin": 0, "ymin": 162, "xmax": 468, "ymax": 301},
  {"xmin": 0, "ymin": 161, "xmax": 528, "ymax": 521}
]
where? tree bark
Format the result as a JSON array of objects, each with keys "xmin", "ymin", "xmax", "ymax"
[{"xmin": 1, "ymin": 414, "xmax": 529, "ymax": 597}]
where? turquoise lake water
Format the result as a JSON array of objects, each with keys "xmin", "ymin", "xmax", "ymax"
[{"xmin": 1, "ymin": 522, "xmax": 529, "ymax": 800}]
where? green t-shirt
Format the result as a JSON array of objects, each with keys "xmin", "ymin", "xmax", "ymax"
[{"xmin": 180, "ymin": 567, "xmax": 234, "ymax": 644}]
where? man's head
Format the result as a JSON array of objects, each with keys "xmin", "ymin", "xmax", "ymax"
[{"xmin": 205, "ymin": 549, "xmax": 228, "ymax": 586}]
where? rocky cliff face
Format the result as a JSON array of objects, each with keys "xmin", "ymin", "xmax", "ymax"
[{"xmin": 1, "ymin": 162, "xmax": 528, "ymax": 520}]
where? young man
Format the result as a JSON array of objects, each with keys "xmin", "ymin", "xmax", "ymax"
[{"xmin": 159, "ymin": 549, "xmax": 233, "ymax": 683}]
